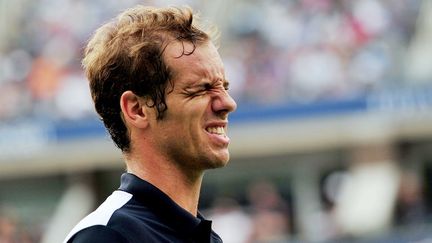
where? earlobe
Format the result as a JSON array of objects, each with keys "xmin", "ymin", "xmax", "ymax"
[{"xmin": 120, "ymin": 91, "xmax": 149, "ymax": 129}]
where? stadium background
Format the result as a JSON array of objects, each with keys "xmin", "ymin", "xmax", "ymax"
[{"xmin": 1, "ymin": 0, "xmax": 432, "ymax": 242}]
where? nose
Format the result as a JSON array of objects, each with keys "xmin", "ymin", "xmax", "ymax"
[{"xmin": 212, "ymin": 90, "xmax": 237, "ymax": 117}]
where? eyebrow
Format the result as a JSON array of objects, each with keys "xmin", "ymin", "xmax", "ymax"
[{"xmin": 185, "ymin": 78, "xmax": 230, "ymax": 90}]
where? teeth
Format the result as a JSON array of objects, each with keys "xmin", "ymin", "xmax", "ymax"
[
  {"xmin": 206, "ymin": 126, "xmax": 225, "ymax": 135},
  {"xmin": 217, "ymin": 127, "xmax": 224, "ymax": 134}
]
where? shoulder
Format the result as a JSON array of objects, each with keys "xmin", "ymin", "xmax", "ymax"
[
  {"xmin": 64, "ymin": 190, "xmax": 133, "ymax": 243},
  {"xmin": 67, "ymin": 225, "xmax": 129, "ymax": 243}
]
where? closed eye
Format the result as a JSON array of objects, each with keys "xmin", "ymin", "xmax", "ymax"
[
  {"xmin": 184, "ymin": 80, "xmax": 229, "ymax": 98},
  {"xmin": 203, "ymin": 81, "xmax": 230, "ymax": 91},
  {"xmin": 203, "ymin": 82, "xmax": 213, "ymax": 90}
]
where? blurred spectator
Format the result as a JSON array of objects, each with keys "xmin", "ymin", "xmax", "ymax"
[
  {"xmin": 0, "ymin": 207, "xmax": 36, "ymax": 243},
  {"xmin": 207, "ymin": 179, "xmax": 292, "ymax": 243},
  {"xmin": 246, "ymin": 180, "xmax": 291, "ymax": 243},
  {"xmin": 394, "ymin": 170, "xmax": 430, "ymax": 226},
  {"xmin": 304, "ymin": 170, "xmax": 347, "ymax": 242},
  {"xmin": 334, "ymin": 147, "xmax": 400, "ymax": 237},
  {"xmin": 247, "ymin": 210, "xmax": 290, "ymax": 243},
  {"xmin": 0, "ymin": 215, "xmax": 17, "ymax": 243}
]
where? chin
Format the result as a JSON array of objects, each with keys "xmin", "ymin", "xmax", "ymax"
[{"xmin": 207, "ymin": 154, "xmax": 230, "ymax": 169}]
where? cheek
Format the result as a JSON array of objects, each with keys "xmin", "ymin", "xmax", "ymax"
[{"xmin": 166, "ymin": 97, "xmax": 211, "ymax": 128}]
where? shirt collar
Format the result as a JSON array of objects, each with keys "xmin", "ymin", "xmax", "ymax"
[{"xmin": 118, "ymin": 173, "xmax": 211, "ymax": 237}]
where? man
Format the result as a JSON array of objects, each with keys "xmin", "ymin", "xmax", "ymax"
[{"xmin": 63, "ymin": 5, "xmax": 237, "ymax": 243}]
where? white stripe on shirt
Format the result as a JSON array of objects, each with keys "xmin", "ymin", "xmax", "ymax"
[{"xmin": 63, "ymin": 190, "xmax": 133, "ymax": 243}]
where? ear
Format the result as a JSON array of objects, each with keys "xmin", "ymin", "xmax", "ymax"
[{"xmin": 120, "ymin": 91, "xmax": 149, "ymax": 129}]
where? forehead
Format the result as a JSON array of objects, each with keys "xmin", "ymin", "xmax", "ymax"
[{"xmin": 163, "ymin": 41, "xmax": 224, "ymax": 84}]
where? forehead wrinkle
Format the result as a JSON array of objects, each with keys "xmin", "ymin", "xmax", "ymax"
[
  {"xmin": 178, "ymin": 53, "xmax": 222, "ymax": 84},
  {"xmin": 163, "ymin": 40, "xmax": 225, "ymax": 88},
  {"xmin": 202, "ymin": 54, "xmax": 225, "ymax": 84}
]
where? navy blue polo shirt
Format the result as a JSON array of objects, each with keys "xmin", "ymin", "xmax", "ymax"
[{"xmin": 64, "ymin": 173, "xmax": 223, "ymax": 243}]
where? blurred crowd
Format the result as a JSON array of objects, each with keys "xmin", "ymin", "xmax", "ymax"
[
  {"xmin": 208, "ymin": 180, "xmax": 292, "ymax": 243},
  {"xmin": 0, "ymin": 0, "xmax": 425, "ymax": 122},
  {"xmin": 0, "ymin": 208, "xmax": 38, "ymax": 243},
  {"xmin": 206, "ymin": 168, "xmax": 432, "ymax": 243},
  {"xmin": 222, "ymin": 0, "xmax": 423, "ymax": 105}
]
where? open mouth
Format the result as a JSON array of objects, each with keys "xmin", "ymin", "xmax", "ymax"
[{"xmin": 205, "ymin": 126, "xmax": 226, "ymax": 136}]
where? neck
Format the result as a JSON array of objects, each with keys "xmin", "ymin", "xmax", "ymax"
[{"xmin": 125, "ymin": 153, "xmax": 204, "ymax": 216}]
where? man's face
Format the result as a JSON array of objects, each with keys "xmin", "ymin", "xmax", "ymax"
[{"xmin": 148, "ymin": 41, "xmax": 237, "ymax": 172}]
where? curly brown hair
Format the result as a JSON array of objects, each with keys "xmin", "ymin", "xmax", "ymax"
[{"xmin": 82, "ymin": 6, "xmax": 215, "ymax": 152}]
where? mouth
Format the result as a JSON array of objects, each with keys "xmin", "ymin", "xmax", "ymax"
[
  {"xmin": 205, "ymin": 126, "xmax": 226, "ymax": 136},
  {"xmin": 205, "ymin": 124, "xmax": 230, "ymax": 146}
]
